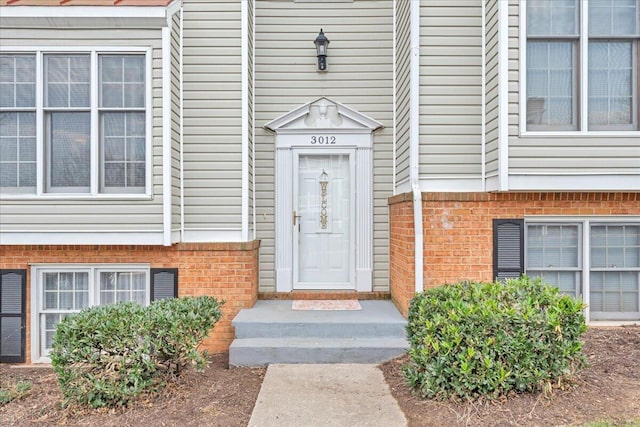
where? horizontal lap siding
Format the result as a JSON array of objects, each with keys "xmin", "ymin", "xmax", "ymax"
[
  {"xmin": 484, "ymin": 0, "xmax": 499, "ymax": 179},
  {"xmin": 508, "ymin": 0, "xmax": 640, "ymax": 178},
  {"xmin": 0, "ymin": 28, "xmax": 164, "ymax": 232},
  {"xmin": 419, "ymin": 0, "xmax": 483, "ymax": 179},
  {"xmin": 255, "ymin": 0, "xmax": 394, "ymax": 292},
  {"xmin": 395, "ymin": 0, "xmax": 411, "ymax": 190},
  {"xmin": 182, "ymin": 0, "xmax": 243, "ymax": 231}
]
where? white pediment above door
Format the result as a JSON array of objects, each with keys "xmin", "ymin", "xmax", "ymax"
[{"xmin": 264, "ymin": 97, "xmax": 383, "ymax": 135}]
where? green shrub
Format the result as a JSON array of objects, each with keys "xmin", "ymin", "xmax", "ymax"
[
  {"xmin": 50, "ymin": 296, "xmax": 223, "ymax": 408},
  {"xmin": 404, "ymin": 277, "xmax": 587, "ymax": 400}
]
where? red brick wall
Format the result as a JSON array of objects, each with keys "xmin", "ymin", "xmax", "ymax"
[
  {"xmin": 389, "ymin": 192, "xmax": 640, "ymax": 316},
  {"xmin": 389, "ymin": 193, "xmax": 415, "ymax": 317},
  {"xmin": 0, "ymin": 241, "xmax": 260, "ymax": 363}
]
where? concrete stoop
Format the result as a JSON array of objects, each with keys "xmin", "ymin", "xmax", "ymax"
[{"xmin": 229, "ymin": 300, "xmax": 409, "ymax": 366}]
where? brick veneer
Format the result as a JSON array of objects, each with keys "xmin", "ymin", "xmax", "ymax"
[
  {"xmin": 0, "ymin": 241, "xmax": 260, "ymax": 363},
  {"xmin": 389, "ymin": 192, "xmax": 640, "ymax": 317}
]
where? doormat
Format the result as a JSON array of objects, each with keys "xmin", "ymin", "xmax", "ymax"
[{"xmin": 292, "ymin": 300, "xmax": 362, "ymax": 311}]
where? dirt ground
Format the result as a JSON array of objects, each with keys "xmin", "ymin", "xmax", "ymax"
[
  {"xmin": 0, "ymin": 354, "xmax": 265, "ymax": 427},
  {"xmin": 381, "ymin": 326, "xmax": 640, "ymax": 427},
  {"xmin": 2, "ymin": 327, "xmax": 639, "ymax": 427}
]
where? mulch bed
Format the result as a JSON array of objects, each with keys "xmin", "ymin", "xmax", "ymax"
[
  {"xmin": 380, "ymin": 326, "xmax": 640, "ymax": 426},
  {"xmin": 2, "ymin": 327, "xmax": 639, "ymax": 426},
  {"xmin": 0, "ymin": 354, "xmax": 265, "ymax": 427}
]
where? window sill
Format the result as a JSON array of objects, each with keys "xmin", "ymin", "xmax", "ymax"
[
  {"xmin": 0, "ymin": 194, "xmax": 154, "ymax": 201},
  {"xmin": 520, "ymin": 131, "xmax": 640, "ymax": 138}
]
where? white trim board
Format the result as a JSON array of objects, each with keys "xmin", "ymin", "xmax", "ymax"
[
  {"xmin": 509, "ymin": 175, "xmax": 640, "ymax": 191},
  {"xmin": 0, "ymin": 232, "xmax": 164, "ymax": 245}
]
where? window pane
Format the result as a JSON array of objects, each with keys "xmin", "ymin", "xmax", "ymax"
[
  {"xmin": 591, "ymin": 225, "xmax": 640, "ymax": 268},
  {"xmin": 101, "ymin": 112, "xmax": 145, "ymax": 192},
  {"xmin": 590, "ymin": 271, "xmax": 639, "ymax": 312},
  {"xmin": 528, "ymin": 0, "xmax": 577, "ymax": 36},
  {"xmin": 588, "ymin": 42, "xmax": 635, "ymax": 129},
  {"xmin": 527, "ymin": 42, "xmax": 576, "ymax": 129},
  {"xmin": 99, "ymin": 271, "xmax": 147, "ymax": 306},
  {"xmin": 45, "ymin": 55, "xmax": 90, "ymax": 108},
  {"xmin": 589, "ymin": 0, "xmax": 639, "ymax": 36},
  {"xmin": 49, "ymin": 112, "xmax": 90, "ymax": 190},
  {"xmin": 100, "ymin": 55, "xmax": 145, "ymax": 109},
  {"xmin": 527, "ymin": 224, "xmax": 579, "ymax": 268},
  {"xmin": 0, "ymin": 54, "xmax": 35, "ymax": 108}
]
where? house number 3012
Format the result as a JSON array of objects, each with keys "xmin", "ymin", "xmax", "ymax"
[{"xmin": 310, "ymin": 136, "xmax": 336, "ymax": 145}]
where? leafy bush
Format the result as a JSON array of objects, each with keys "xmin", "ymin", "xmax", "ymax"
[
  {"xmin": 50, "ymin": 296, "xmax": 223, "ymax": 408},
  {"xmin": 404, "ymin": 277, "xmax": 587, "ymax": 400}
]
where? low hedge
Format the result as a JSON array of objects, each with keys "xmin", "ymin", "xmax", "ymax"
[
  {"xmin": 404, "ymin": 277, "xmax": 587, "ymax": 400},
  {"xmin": 50, "ymin": 296, "xmax": 223, "ymax": 408}
]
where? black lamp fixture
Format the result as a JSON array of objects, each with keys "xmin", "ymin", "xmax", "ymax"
[{"xmin": 314, "ymin": 28, "xmax": 330, "ymax": 71}]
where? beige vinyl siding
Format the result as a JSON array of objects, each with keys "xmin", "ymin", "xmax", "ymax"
[
  {"xmin": 419, "ymin": 0, "xmax": 483, "ymax": 178},
  {"xmin": 508, "ymin": 0, "xmax": 640, "ymax": 178},
  {"xmin": 394, "ymin": 0, "xmax": 411, "ymax": 190},
  {"xmin": 255, "ymin": 0, "xmax": 394, "ymax": 292},
  {"xmin": 171, "ymin": 11, "xmax": 182, "ymax": 233},
  {"xmin": 182, "ymin": 0, "xmax": 243, "ymax": 231},
  {"xmin": 248, "ymin": 0, "xmax": 255, "ymax": 237},
  {"xmin": 484, "ymin": 0, "xmax": 499, "ymax": 179},
  {"xmin": 0, "ymin": 28, "xmax": 164, "ymax": 232}
]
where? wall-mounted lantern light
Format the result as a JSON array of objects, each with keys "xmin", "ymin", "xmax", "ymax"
[{"xmin": 314, "ymin": 28, "xmax": 330, "ymax": 71}]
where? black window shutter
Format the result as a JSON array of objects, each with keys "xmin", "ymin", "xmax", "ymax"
[
  {"xmin": 493, "ymin": 219, "xmax": 525, "ymax": 281},
  {"xmin": 150, "ymin": 268, "xmax": 178, "ymax": 301},
  {"xmin": 0, "ymin": 270, "xmax": 26, "ymax": 363}
]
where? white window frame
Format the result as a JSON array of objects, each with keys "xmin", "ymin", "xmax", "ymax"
[
  {"xmin": 0, "ymin": 54, "xmax": 37, "ymax": 194},
  {"xmin": 525, "ymin": 217, "xmax": 640, "ymax": 325},
  {"xmin": 0, "ymin": 46, "xmax": 153, "ymax": 199},
  {"xmin": 30, "ymin": 264, "xmax": 151, "ymax": 363},
  {"xmin": 525, "ymin": 222, "xmax": 583, "ymax": 299},
  {"xmin": 520, "ymin": 0, "xmax": 640, "ymax": 136}
]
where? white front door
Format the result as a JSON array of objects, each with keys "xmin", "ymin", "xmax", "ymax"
[{"xmin": 293, "ymin": 151, "xmax": 355, "ymax": 289}]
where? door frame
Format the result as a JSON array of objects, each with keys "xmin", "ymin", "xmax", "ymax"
[
  {"xmin": 265, "ymin": 97, "xmax": 383, "ymax": 293},
  {"xmin": 292, "ymin": 148, "xmax": 357, "ymax": 290}
]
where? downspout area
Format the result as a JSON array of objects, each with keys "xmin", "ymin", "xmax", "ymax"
[{"xmin": 410, "ymin": 0, "xmax": 423, "ymax": 293}]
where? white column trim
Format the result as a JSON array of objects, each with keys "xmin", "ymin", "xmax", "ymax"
[
  {"xmin": 410, "ymin": 0, "xmax": 423, "ymax": 293},
  {"xmin": 241, "ymin": 0, "xmax": 250, "ymax": 242},
  {"xmin": 498, "ymin": 0, "xmax": 509, "ymax": 190},
  {"xmin": 275, "ymin": 148, "xmax": 293, "ymax": 291},
  {"xmin": 356, "ymin": 147, "xmax": 373, "ymax": 292},
  {"xmin": 179, "ymin": 7, "xmax": 185, "ymax": 242},
  {"xmin": 161, "ymin": 26, "xmax": 172, "ymax": 246},
  {"xmin": 392, "ymin": 0, "xmax": 397, "ymax": 194},
  {"xmin": 481, "ymin": 0, "xmax": 487, "ymax": 191}
]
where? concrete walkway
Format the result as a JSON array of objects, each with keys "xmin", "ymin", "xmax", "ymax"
[{"xmin": 248, "ymin": 364, "xmax": 407, "ymax": 427}]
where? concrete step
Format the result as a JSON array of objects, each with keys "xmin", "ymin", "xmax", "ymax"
[
  {"xmin": 229, "ymin": 337, "xmax": 409, "ymax": 366},
  {"xmin": 229, "ymin": 300, "xmax": 409, "ymax": 366},
  {"xmin": 232, "ymin": 300, "xmax": 407, "ymax": 339}
]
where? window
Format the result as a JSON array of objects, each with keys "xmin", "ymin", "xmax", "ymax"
[
  {"xmin": 526, "ymin": 0, "xmax": 640, "ymax": 131},
  {"xmin": 590, "ymin": 224, "xmax": 640, "ymax": 318},
  {"xmin": 35, "ymin": 266, "xmax": 150, "ymax": 358},
  {"xmin": 0, "ymin": 55, "xmax": 36, "ymax": 192},
  {"xmin": 521, "ymin": 221, "xmax": 640, "ymax": 321},
  {"xmin": 526, "ymin": 224, "xmax": 582, "ymax": 299},
  {"xmin": 0, "ymin": 50, "xmax": 148, "ymax": 195},
  {"xmin": 31, "ymin": 265, "xmax": 178, "ymax": 362}
]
